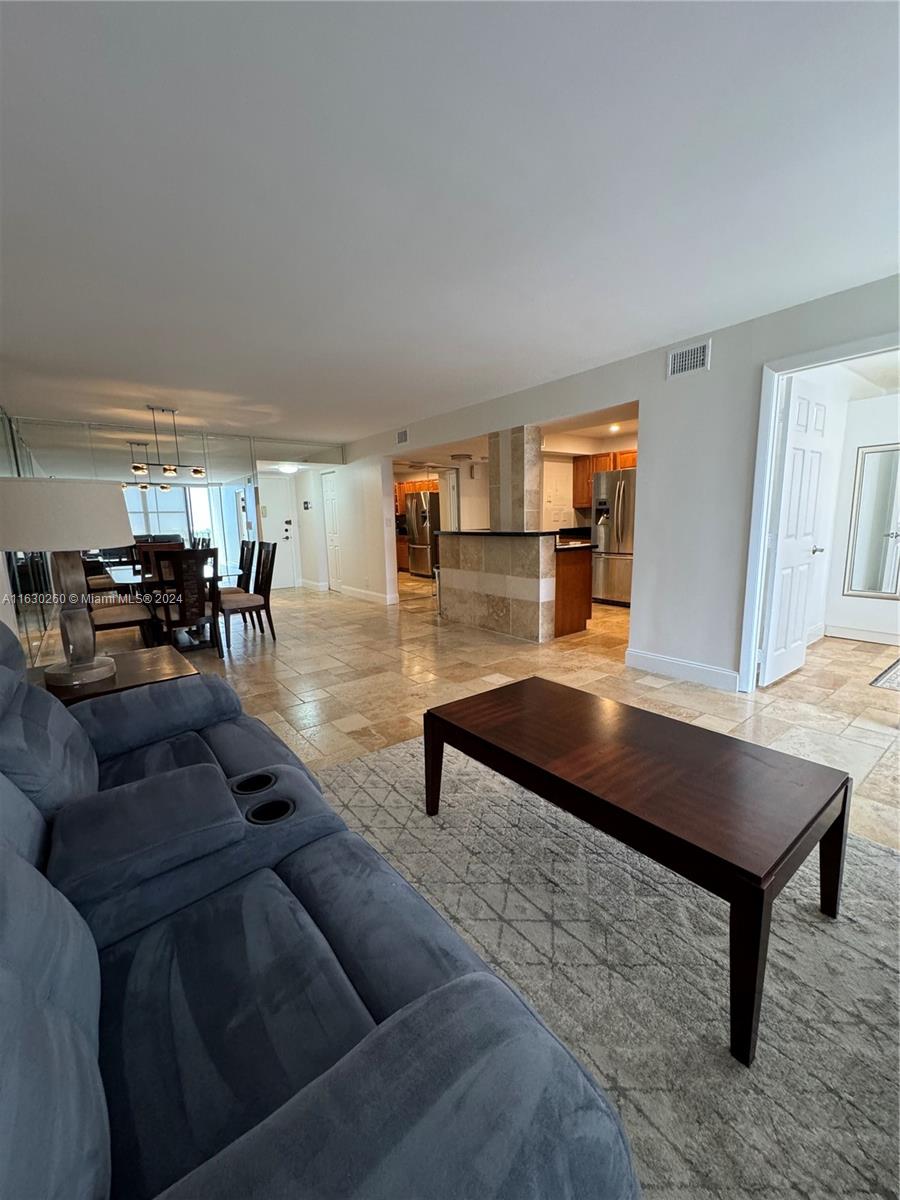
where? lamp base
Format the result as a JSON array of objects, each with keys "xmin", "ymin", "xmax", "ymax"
[{"xmin": 44, "ymin": 656, "xmax": 117, "ymax": 687}]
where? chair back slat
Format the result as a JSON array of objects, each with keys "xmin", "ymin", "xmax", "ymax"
[
  {"xmin": 236, "ymin": 539, "xmax": 255, "ymax": 591},
  {"xmin": 154, "ymin": 548, "xmax": 219, "ymax": 631},
  {"xmin": 253, "ymin": 541, "xmax": 277, "ymax": 600}
]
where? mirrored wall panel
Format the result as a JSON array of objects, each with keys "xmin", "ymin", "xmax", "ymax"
[{"xmin": 844, "ymin": 442, "xmax": 900, "ymax": 598}]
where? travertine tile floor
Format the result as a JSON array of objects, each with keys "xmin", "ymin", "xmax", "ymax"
[{"xmin": 92, "ymin": 572, "xmax": 900, "ymax": 849}]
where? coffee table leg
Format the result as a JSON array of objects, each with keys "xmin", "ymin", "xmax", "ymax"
[
  {"xmin": 424, "ymin": 713, "xmax": 444, "ymax": 817},
  {"xmin": 820, "ymin": 780, "xmax": 851, "ymax": 919},
  {"xmin": 729, "ymin": 885, "xmax": 773, "ymax": 1066}
]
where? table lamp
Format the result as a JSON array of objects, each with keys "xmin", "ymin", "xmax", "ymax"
[{"xmin": 0, "ymin": 478, "xmax": 135, "ymax": 686}]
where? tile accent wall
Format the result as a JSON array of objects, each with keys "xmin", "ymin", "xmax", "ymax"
[
  {"xmin": 488, "ymin": 425, "xmax": 542, "ymax": 532},
  {"xmin": 439, "ymin": 534, "xmax": 556, "ymax": 641}
]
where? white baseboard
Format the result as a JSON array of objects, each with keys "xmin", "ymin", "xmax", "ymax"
[
  {"xmin": 625, "ymin": 648, "xmax": 740, "ymax": 692},
  {"xmin": 341, "ymin": 584, "xmax": 399, "ymax": 606},
  {"xmin": 300, "ymin": 578, "xmax": 329, "ymax": 592},
  {"xmin": 806, "ymin": 622, "xmax": 825, "ymax": 646},
  {"xmin": 825, "ymin": 624, "xmax": 900, "ymax": 647}
]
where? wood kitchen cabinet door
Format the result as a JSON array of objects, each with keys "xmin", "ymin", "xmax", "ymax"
[
  {"xmin": 615, "ymin": 449, "xmax": 638, "ymax": 470},
  {"xmin": 591, "ymin": 452, "xmax": 615, "ymax": 475},
  {"xmin": 572, "ymin": 456, "xmax": 592, "ymax": 508}
]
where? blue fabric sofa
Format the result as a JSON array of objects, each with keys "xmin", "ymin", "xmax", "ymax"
[{"xmin": 0, "ymin": 623, "xmax": 639, "ymax": 1200}]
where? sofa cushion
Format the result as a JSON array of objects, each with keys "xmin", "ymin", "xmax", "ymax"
[
  {"xmin": 99, "ymin": 729, "xmax": 218, "ymax": 789},
  {"xmin": 48, "ymin": 764, "xmax": 246, "ymax": 907},
  {"xmin": 99, "ymin": 867, "xmax": 376, "ymax": 1200},
  {"xmin": 200, "ymin": 714, "xmax": 320, "ymax": 789},
  {"xmin": 153, "ymin": 973, "xmax": 639, "ymax": 1200},
  {"xmin": 0, "ymin": 970, "xmax": 111, "ymax": 1200},
  {"xmin": 276, "ymin": 830, "xmax": 486, "ymax": 1022},
  {"xmin": 0, "ymin": 665, "xmax": 99, "ymax": 814},
  {"xmin": 0, "ymin": 843, "xmax": 101, "ymax": 1047},
  {"xmin": 0, "ymin": 621, "xmax": 26, "ymax": 679},
  {"xmin": 0, "ymin": 769, "xmax": 48, "ymax": 866},
  {"xmin": 70, "ymin": 673, "xmax": 242, "ymax": 762}
]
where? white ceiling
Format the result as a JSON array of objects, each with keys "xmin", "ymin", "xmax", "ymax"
[
  {"xmin": 843, "ymin": 350, "xmax": 900, "ymax": 396},
  {"xmin": 1, "ymin": 3, "xmax": 897, "ymax": 443}
]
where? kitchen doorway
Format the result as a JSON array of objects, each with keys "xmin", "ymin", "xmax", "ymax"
[{"xmin": 741, "ymin": 336, "xmax": 900, "ymax": 692}]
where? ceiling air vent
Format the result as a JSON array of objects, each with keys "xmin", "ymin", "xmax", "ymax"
[
  {"xmin": 667, "ymin": 339, "xmax": 711, "ymax": 378},
  {"xmin": 396, "ymin": 429, "xmax": 409, "ymax": 446}
]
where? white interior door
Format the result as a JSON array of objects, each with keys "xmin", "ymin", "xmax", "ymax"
[
  {"xmin": 759, "ymin": 376, "xmax": 832, "ymax": 685},
  {"xmin": 258, "ymin": 476, "xmax": 299, "ymax": 589},
  {"xmin": 322, "ymin": 471, "xmax": 342, "ymax": 591}
]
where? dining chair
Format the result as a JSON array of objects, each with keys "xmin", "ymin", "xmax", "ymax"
[
  {"xmin": 219, "ymin": 540, "xmax": 277, "ymax": 648},
  {"xmin": 153, "ymin": 547, "xmax": 223, "ymax": 658},
  {"xmin": 220, "ymin": 539, "xmax": 255, "ymax": 597},
  {"xmin": 138, "ymin": 539, "xmax": 184, "ymax": 582},
  {"xmin": 81, "ymin": 555, "xmax": 117, "ymax": 595},
  {"xmin": 89, "ymin": 590, "xmax": 155, "ymax": 645}
]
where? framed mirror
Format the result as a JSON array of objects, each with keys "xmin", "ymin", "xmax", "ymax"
[{"xmin": 843, "ymin": 442, "xmax": 900, "ymax": 599}]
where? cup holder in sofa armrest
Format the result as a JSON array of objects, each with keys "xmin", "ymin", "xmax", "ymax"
[
  {"xmin": 246, "ymin": 797, "xmax": 296, "ymax": 825},
  {"xmin": 232, "ymin": 771, "xmax": 277, "ymax": 796}
]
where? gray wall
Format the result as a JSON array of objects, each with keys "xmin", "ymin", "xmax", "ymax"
[{"xmin": 344, "ymin": 276, "xmax": 899, "ymax": 685}]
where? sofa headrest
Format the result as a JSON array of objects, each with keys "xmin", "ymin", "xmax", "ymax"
[
  {"xmin": 0, "ymin": 665, "xmax": 99, "ymax": 814},
  {"xmin": 0, "ymin": 621, "xmax": 26, "ymax": 681},
  {"xmin": 0, "ymin": 771, "xmax": 48, "ymax": 868}
]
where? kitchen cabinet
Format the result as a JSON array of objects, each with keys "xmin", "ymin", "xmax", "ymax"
[
  {"xmin": 394, "ymin": 478, "xmax": 439, "ymax": 515},
  {"xmin": 572, "ymin": 456, "xmax": 592, "ymax": 508},
  {"xmin": 572, "ymin": 450, "xmax": 637, "ymax": 507},
  {"xmin": 591, "ymin": 452, "xmax": 616, "ymax": 475},
  {"xmin": 554, "ymin": 547, "xmax": 593, "ymax": 637},
  {"xmin": 396, "ymin": 534, "xmax": 410, "ymax": 571}
]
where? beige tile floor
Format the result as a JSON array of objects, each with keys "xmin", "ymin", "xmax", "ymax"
[{"xmin": 90, "ymin": 572, "xmax": 899, "ymax": 850}]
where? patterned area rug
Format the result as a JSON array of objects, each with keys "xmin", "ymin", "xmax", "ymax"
[
  {"xmin": 318, "ymin": 739, "xmax": 900, "ymax": 1200},
  {"xmin": 872, "ymin": 658, "xmax": 900, "ymax": 690}
]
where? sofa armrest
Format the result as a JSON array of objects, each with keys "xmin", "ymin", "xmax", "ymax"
[
  {"xmin": 47, "ymin": 764, "xmax": 245, "ymax": 906},
  {"xmin": 154, "ymin": 972, "xmax": 639, "ymax": 1200},
  {"xmin": 69, "ymin": 674, "xmax": 242, "ymax": 762}
]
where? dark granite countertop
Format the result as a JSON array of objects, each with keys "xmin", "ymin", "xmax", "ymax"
[{"xmin": 436, "ymin": 529, "xmax": 558, "ymax": 537}]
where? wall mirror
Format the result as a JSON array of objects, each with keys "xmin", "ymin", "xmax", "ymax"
[{"xmin": 844, "ymin": 442, "xmax": 900, "ymax": 599}]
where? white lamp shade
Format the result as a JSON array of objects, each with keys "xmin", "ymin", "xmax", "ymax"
[{"xmin": 0, "ymin": 478, "xmax": 134, "ymax": 551}]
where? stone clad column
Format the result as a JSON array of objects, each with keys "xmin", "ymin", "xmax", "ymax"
[{"xmin": 488, "ymin": 425, "xmax": 542, "ymax": 531}]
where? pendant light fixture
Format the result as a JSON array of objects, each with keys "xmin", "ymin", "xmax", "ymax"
[
  {"xmin": 123, "ymin": 408, "xmax": 209, "ymax": 487},
  {"xmin": 129, "ymin": 441, "xmax": 149, "ymax": 476}
]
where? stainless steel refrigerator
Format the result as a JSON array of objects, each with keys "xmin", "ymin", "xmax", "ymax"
[
  {"xmin": 592, "ymin": 469, "xmax": 636, "ymax": 604},
  {"xmin": 406, "ymin": 491, "xmax": 441, "ymax": 577}
]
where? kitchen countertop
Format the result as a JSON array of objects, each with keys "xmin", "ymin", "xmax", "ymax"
[
  {"xmin": 555, "ymin": 543, "xmax": 597, "ymax": 552},
  {"xmin": 436, "ymin": 529, "xmax": 560, "ymax": 537}
]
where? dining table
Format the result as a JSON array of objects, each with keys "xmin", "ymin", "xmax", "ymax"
[{"xmin": 106, "ymin": 564, "xmax": 238, "ymax": 589}]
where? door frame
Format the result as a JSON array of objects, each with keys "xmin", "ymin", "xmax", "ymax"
[
  {"xmin": 738, "ymin": 331, "xmax": 899, "ymax": 692},
  {"xmin": 321, "ymin": 469, "xmax": 342, "ymax": 592}
]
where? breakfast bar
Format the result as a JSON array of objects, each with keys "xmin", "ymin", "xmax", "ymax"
[{"xmin": 437, "ymin": 530, "xmax": 595, "ymax": 642}]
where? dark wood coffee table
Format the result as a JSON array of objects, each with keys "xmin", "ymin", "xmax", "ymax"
[
  {"xmin": 27, "ymin": 645, "xmax": 198, "ymax": 706},
  {"xmin": 423, "ymin": 677, "xmax": 851, "ymax": 1065}
]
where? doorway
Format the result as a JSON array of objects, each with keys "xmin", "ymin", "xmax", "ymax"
[
  {"xmin": 741, "ymin": 336, "xmax": 900, "ymax": 691},
  {"xmin": 258, "ymin": 475, "xmax": 300, "ymax": 589}
]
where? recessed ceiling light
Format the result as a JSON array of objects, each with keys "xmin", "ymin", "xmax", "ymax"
[
  {"xmin": 609, "ymin": 424, "xmax": 620, "ymax": 433},
  {"xmin": 277, "ymin": 463, "xmax": 299, "ymax": 474}
]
